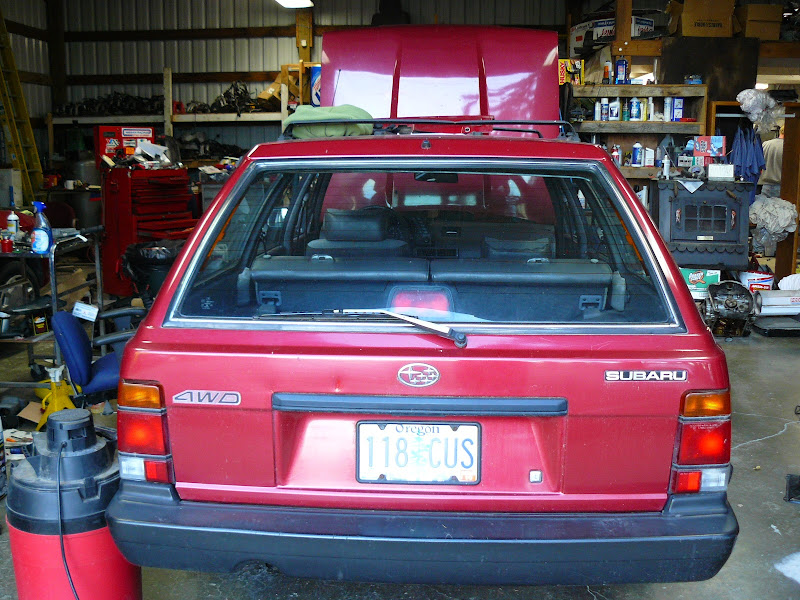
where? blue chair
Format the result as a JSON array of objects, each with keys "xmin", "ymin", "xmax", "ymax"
[{"xmin": 51, "ymin": 309, "xmax": 144, "ymax": 406}]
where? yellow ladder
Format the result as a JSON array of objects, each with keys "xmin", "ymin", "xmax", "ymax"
[{"xmin": 0, "ymin": 9, "xmax": 42, "ymax": 206}]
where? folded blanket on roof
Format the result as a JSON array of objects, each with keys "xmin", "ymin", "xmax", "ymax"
[{"xmin": 283, "ymin": 105, "xmax": 374, "ymax": 139}]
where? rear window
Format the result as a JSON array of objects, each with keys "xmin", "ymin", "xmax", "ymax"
[{"xmin": 173, "ymin": 161, "xmax": 673, "ymax": 328}]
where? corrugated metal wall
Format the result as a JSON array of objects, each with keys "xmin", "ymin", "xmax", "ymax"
[
  {"xmin": 61, "ymin": 0, "xmax": 568, "ymax": 149},
  {"xmin": 65, "ymin": 0, "xmax": 568, "ymax": 104},
  {"xmin": 2, "ymin": 1, "xmax": 49, "ymax": 119}
]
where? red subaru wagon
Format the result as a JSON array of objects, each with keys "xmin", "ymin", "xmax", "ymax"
[{"xmin": 106, "ymin": 121, "xmax": 737, "ymax": 584}]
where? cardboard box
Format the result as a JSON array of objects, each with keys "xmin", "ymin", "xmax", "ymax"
[
  {"xmin": 693, "ymin": 136, "xmax": 726, "ymax": 158},
  {"xmin": 558, "ymin": 59, "xmax": 583, "ymax": 85},
  {"xmin": 680, "ymin": 268, "xmax": 722, "ymax": 300},
  {"xmin": 93, "ymin": 126, "xmax": 154, "ymax": 169},
  {"xmin": 668, "ymin": 0, "xmax": 735, "ymax": 37},
  {"xmin": 0, "ymin": 169, "xmax": 22, "ymax": 206},
  {"xmin": 569, "ymin": 17, "xmax": 655, "ymax": 57},
  {"xmin": 735, "ymin": 5, "xmax": 783, "ymax": 40}
]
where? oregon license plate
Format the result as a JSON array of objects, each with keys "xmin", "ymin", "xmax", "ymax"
[{"xmin": 357, "ymin": 422, "xmax": 480, "ymax": 484}]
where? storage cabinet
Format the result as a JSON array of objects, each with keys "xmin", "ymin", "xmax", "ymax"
[
  {"xmin": 572, "ymin": 84, "xmax": 708, "ymax": 180},
  {"xmin": 102, "ymin": 168, "xmax": 196, "ymax": 296}
]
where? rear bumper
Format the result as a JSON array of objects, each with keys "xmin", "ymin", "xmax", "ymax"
[{"xmin": 107, "ymin": 482, "xmax": 738, "ymax": 585}]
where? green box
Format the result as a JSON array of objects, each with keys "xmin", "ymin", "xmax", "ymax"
[{"xmin": 680, "ymin": 268, "xmax": 721, "ymax": 300}]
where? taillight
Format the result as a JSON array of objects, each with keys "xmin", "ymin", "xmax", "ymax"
[
  {"xmin": 117, "ymin": 380, "xmax": 173, "ymax": 484},
  {"xmin": 677, "ymin": 420, "xmax": 731, "ymax": 465},
  {"xmin": 117, "ymin": 411, "xmax": 168, "ymax": 455},
  {"xmin": 670, "ymin": 389, "xmax": 731, "ymax": 495}
]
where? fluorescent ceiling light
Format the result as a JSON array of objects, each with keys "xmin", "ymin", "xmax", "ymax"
[
  {"xmin": 755, "ymin": 82, "xmax": 769, "ymax": 90},
  {"xmin": 274, "ymin": 0, "xmax": 314, "ymax": 7}
]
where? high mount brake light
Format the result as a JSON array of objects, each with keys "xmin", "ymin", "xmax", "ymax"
[{"xmin": 671, "ymin": 389, "xmax": 732, "ymax": 494}]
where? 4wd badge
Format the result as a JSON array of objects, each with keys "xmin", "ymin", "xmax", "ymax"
[{"xmin": 173, "ymin": 390, "xmax": 241, "ymax": 405}]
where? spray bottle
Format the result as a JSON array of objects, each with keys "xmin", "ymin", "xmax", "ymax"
[{"xmin": 31, "ymin": 201, "xmax": 52, "ymax": 255}]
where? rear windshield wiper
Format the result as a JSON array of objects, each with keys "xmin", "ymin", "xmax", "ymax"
[
  {"xmin": 257, "ymin": 309, "xmax": 467, "ymax": 348},
  {"xmin": 339, "ymin": 309, "xmax": 468, "ymax": 348}
]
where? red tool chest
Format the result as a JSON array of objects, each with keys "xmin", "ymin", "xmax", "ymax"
[{"xmin": 102, "ymin": 167, "xmax": 196, "ymax": 297}]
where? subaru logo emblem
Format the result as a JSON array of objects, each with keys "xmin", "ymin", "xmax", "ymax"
[{"xmin": 398, "ymin": 363, "xmax": 440, "ymax": 387}]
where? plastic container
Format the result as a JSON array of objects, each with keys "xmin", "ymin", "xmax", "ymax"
[
  {"xmin": 6, "ymin": 409, "xmax": 142, "ymax": 600},
  {"xmin": 600, "ymin": 98, "xmax": 609, "ymax": 121},
  {"xmin": 30, "ymin": 201, "xmax": 52, "ymax": 255},
  {"xmin": 630, "ymin": 97, "xmax": 642, "ymax": 121},
  {"xmin": 631, "ymin": 142, "xmax": 643, "ymax": 167},
  {"xmin": 615, "ymin": 58, "xmax": 628, "ymax": 84},
  {"xmin": 648, "ymin": 97, "xmax": 655, "ymax": 121},
  {"xmin": 6, "ymin": 206, "xmax": 19, "ymax": 235},
  {"xmin": 739, "ymin": 271, "xmax": 774, "ymax": 293},
  {"xmin": 594, "ymin": 101, "xmax": 601, "ymax": 121},
  {"xmin": 609, "ymin": 97, "xmax": 620, "ymax": 121},
  {"xmin": 663, "ymin": 97, "xmax": 673, "ymax": 123}
]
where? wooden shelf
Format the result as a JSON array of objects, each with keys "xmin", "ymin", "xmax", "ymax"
[
  {"xmin": 759, "ymin": 41, "xmax": 800, "ymax": 60},
  {"xmin": 573, "ymin": 84, "xmax": 706, "ymax": 98},
  {"xmin": 574, "ymin": 121, "xmax": 704, "ymax": 135},
  {"xmin": 619, "ymin": 166, "xmax": 660, "ymax": 179},
  {"xmin": 171, "ymin": 113, "xmax": 283, "ymax": 123},
  {"xmin": 49, "ymin": 115, "xmax": 162, "ymax": 125}
]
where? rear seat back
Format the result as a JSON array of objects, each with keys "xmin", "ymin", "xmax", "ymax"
[{"xmin": 306, "ymin": 208, "xmax": 409, "ymax": 258}]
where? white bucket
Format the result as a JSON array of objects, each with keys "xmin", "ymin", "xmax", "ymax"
[{"xmin": 739, "ymin": 271, "xmax": 774, "ymax": 293}]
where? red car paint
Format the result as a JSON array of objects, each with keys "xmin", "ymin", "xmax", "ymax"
[{"xmin": 108, "ymin": 27, "xmax": 736, "ymax": 585}]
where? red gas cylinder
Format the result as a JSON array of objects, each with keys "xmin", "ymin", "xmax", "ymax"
[{"xmin": 6, "ymin": 409, "xmax": 141, "ymax": 600}]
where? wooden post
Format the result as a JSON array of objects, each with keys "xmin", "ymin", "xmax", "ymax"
[
  {"xmin": 163, "ymin": 68, "xmax": 173, "ymax": 137},
  {"xmin": 565, "ymin": 0, "xmax": 583, "ymax": 58},
  {"xmin": 774, "ymin": 103, "xmax": 800, "ymax": 279},
  {"xmin": 296, "ymin": 8, "xmax": 313, "ymax": 63},
  {"xmin": 45, "ymin": 0, "xmax": 66, "ymax": 108}
]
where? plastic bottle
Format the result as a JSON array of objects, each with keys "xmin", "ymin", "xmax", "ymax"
[
  {"xmin": 611, "ymin": 145, "xmax": 621, "ymax": 166},
  {"xmin": 31, "ymin": 201, "xmax": 52, "ymax": 255},
  {"xmin": 622, "ymin": 101, "xmax": 630, "ymax": 121},
  {"xmin": 615, "ymin": 59, "xmax": 628, "ymax": 85},
  {"xmin": 600, "ymin": 98, "xmax": 609, "ymax": 121},
  {"xmin": 6, "ymin": 200, "xmax": 19, "ymax": 236},
  {"xmin": 663, "ymin": 97, "xmax": 673, "ymax": 123},
  {"xmin": 609, "ymin": 97, "xmax": 621, "ymax": 121},
  {"xmin": 594, "ymin": 100, "xmax": 601, "ymax": 121},
  {"xmin": 647, "ymin": 97, "xmax": 655, "ymax": 121},
  {"xmin": 631, "ymin": 142, "xmax": 643, "ymax": 167},
  {"xmin": 630, "ymin": 97, "xmax": 642, "ymax": 121}
]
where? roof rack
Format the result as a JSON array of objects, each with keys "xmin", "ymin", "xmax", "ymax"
[{"xmin": 281, "ymin": 118, "xmax": 578, "ymax": 141}]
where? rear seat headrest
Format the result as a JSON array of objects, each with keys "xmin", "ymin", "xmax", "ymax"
[{"xmin": 322, "ymin": 209, "xmax": 388, "ymax": 242}]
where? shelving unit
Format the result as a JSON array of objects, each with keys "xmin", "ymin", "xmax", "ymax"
[
  {"xmin": 572, "ymin": 84, "xmax": 708, "ymax": 184},
  {"xmin": 47, "ymin": 65, "xmax": 319, "ymax": 158}
]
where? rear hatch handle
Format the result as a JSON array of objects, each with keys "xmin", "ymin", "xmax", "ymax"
[{"xmin": 338, "ymin": 309, "xmax": 468, "ymax": 348}]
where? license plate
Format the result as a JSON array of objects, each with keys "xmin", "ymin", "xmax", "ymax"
[{"xmin": 357, "ymin": 422, "xmax": 480, "ymax": 484}]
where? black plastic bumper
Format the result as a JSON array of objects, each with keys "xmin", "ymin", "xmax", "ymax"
[{"xmin": 107, "ymin": 482, "xmax": 738, "ymax": 585}]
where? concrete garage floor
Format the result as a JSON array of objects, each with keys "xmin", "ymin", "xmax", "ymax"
[{"xmin": 1, "ymin": 333, "xmax": 800, "ymax": 600}]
